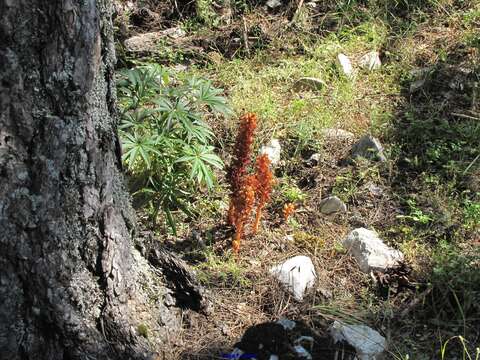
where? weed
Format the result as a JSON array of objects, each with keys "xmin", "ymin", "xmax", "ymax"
[
  {"xmin": 280, "ymin": 183, "xmax": 306, "ymax": 203},
  {"xmin": 429, "ymin": 242, "xmax": 480, "ymax": 332},
  {"xmin": 195, "ymin": 250, "xmax": 251, "ymax": 287},
  {"xmin": 397, "ymin": 198, "xmax": 433, "ymax": 225},
  {"xmin": 463, "ymin": 199, "xmax": 480, "ymax": 231}
]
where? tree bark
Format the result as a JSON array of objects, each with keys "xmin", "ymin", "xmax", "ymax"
[{"xmin": 0, "ymin": 1, "xmax": 203, "ymax": 359}]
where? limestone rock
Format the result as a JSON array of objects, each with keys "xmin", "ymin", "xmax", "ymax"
[
  {"xmin": 124, "ymin": 32, "xmax": 164, "ymax": 52},
  {"xmin": 359, "ymin": 51, "xmax": 381, "ymax": 71},
  {"xmin": 342, "ymin": 228, "xmax": 404, "ymax": 273},
  {"xmin": 337, "ymin": 54, "xmax": 354, "ymax": 78},
  {"xmin": 293, "ymin": 77, "xmax": 326, "ymax": 91},
  {"xmin": 267, "ymin": 0, "xmax": 283, "ymax": 8},
  {"xmin": 351, "ymin": 135, "xmax": 386, "ymax": 162},
  {"xmin": 320, "ymin": 196, "xmax": 347, "ymax": 214},
  {"xmin": 307, "ymin": 153, "xmax": 322, "ymax": 166},
  {"xmin": 270, "ymin": 256, "xmax": 316, "ymax": 301},
  {"xmin": 162, "ymin": 27, "xmax": 186, "ymax": 39},
  {"xmin": 321, "ymin": 128, "xmax": 355, "ymax": 142},
  {"xmin": 330, "ymin": 321, "xmax": 387, "ymax": 360},
  {"xmin": 124, "ymin": 27, "xmax": 186, "ymax": 53},
  {"xmin": 260, "ymin": 139, "xmax": 281, "ymax": 166}
]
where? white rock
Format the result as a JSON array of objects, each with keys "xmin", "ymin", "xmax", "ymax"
[
  {"xmin": 330, "ymin": 321, "xmax": 386, "ymax": 360},
  {"xmin": 124, "ymin": 28, "xmax": 186, "ymax": 53},
  {"xmin": 320, "ymin": 196, "xmax": 347, "ymax": 214},
  {"xmin": 124, "ymin": 32, "xmax": 163, "ymax": 52},
  {"xmin": 266, "ymin": 0, "xmax": 282, "ymax": 8},
  {"xmin": 342, "ymin": 228, "xmax": 404, "ymax": 273},
  {"xmin": 337, "ymin": 53, "xmax": 354, "ymax": 78},
  {"xmin": 260, "ymin": 139, "xmax": 281, "ymax": 166},
  {"xmin": 307, "ymin": 153, "xmax": 321, "ymax": 166},
  {"xmin": 359, "ymin": 51, "xmax": 381, "ymax": 71},
  {"xmin": 270, "ymin": 256, "xmax": 316, "ymax": 301},
  {"xmin": 162, "ymin": 27, "xmax": 186, "ymax": 39},
  {"xmin": 321, "ymin": 128, "xmax": 355, "ymax": 142}
]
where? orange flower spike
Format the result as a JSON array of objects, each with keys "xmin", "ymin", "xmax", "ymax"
[
  {"xmin": 227, "ymin": 113, "xmax": 257, "ymax": 225},
  {"xmin": 283, "ymin": 203, "xmax": 295, "ymax": 221},
  {"xmin": 232, "ymin": 175, "xmax": 257, "ymax": 253},
  {"xmin": 252, "ymin": 154, "xmax": 274, "ymax": 234}
]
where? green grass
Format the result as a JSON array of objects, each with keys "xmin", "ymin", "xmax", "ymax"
[
  {"xmin": 187, "ymin": 19, "xmax": 401, "ymax": 152},
  {"xmin": 194, "ymin": 250, "xmax": 252, "ymax": 288}
]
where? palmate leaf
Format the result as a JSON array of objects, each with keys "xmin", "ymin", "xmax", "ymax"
[
  {"xmin": 117, "ymin": 64, "xmax": 170, "ymax": 108},
  {"xmin": 193, "ymin": 81, "xmax": 233, "ymax": 116},
  {"xmin": 120, "ymin": 131, "xmax": 161, "ymax": 170},
  {"xmin": 119, "ymin": 108, "xmax": 158, "ymax": 130},
  {"xmin": 176, "ymin": 144, "xmax": 223, "ymax": 189}
]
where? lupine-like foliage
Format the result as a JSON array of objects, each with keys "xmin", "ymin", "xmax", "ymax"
[{"xmin": 117, "ymin": 64, "xmax": 231, "ymax": 234}]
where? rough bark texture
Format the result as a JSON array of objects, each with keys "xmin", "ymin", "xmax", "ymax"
[{"xmin": 0, "ymin": 1, "xmax": 203, "ymax": 359}]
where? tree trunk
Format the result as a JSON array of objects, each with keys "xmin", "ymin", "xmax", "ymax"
[{"xmin": 0, "ymin": 1, "xmax": 206, "ymax": 359}]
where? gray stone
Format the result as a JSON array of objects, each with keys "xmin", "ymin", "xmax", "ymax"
[
  {"xmin": 359, "ymin": 51, "xmax": 381, "ymax": 71},
  {"xmin": 321, "ymin": 128, "xmax": 355, "ymax": 142},
  {"xmin": 293, "ymin": 77, "xmax": 326, "ymax": 91},
  {"xmin": 124, "ymin": 32, "xmax": 164, "ymax": 53},
  {"xmin": 124, "ymin": 27, "xmax": 186, "ymax": 53},
  {"xmin": 270, "ymin": 256, "xmax": 316, "ymax": 301},
  {"xmin": 367, "ymin": 183, "xmax": 383, "ymax": 197},
  {"xmin": 410, "ymin": 78, "xmax": 426, "ymax": 93},
  {"xmin": 351, "ymin": 135, "xmax": 386, "ymax": 162},
  {"xmin": 320, "ymin": 196, "xmax": 347, "ymax": 214},
  {"xmin": 162, "ymin": 27, "xmax": 186, "ymax": 39},
  {"xmin": 342, "ymin": 228, "xmax": 404, "ymax": 273},
  {"xmin": 266, "ymin": 0, "xmax": 282, "ymax": 8},
  {"xmin": 330, "ymin": 321, "xmax": 387, "ymax": 360}
]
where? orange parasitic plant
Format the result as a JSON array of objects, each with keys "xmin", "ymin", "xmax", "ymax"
[
  {"xmin": 231, "ymin": 175, "xmax": 257, "ymax": 253},
  {"xmin": 227, "ymin": 113, "xmax": 257, "ymax": 226},
  {"xmin": 252, "ymin": 154, "xmax": 274, "ymax": 234},
  {"xmin": 283, "ymin": 203, "xmax": 295, "ymax": 221}
]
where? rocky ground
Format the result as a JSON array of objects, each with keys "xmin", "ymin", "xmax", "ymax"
[{"xmin": 113, "ymin": 1, "xmax": 480, "ymax": 359}]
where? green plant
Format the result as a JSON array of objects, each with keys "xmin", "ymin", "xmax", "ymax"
[
  {"xmin": 281, "ymin": 183, "xmax": 306, "ymax": 203},
  {"xmin": 463, "ymin": 199, "xmax": 480, "ymax": 231},
  {"xmin": 194, "ymin": 250, "xmax": 251, "ymax": 287},
  {"xmin": 397, "ymin": 198, "xmax": 433, "ymax": 225},
  {"xmin": 430, "ymin": 242, "xmax": 480, "ymax": 331},
  {"xmin": 117, "ymin": 64, "xmax": 232, "ymax": 233}
]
